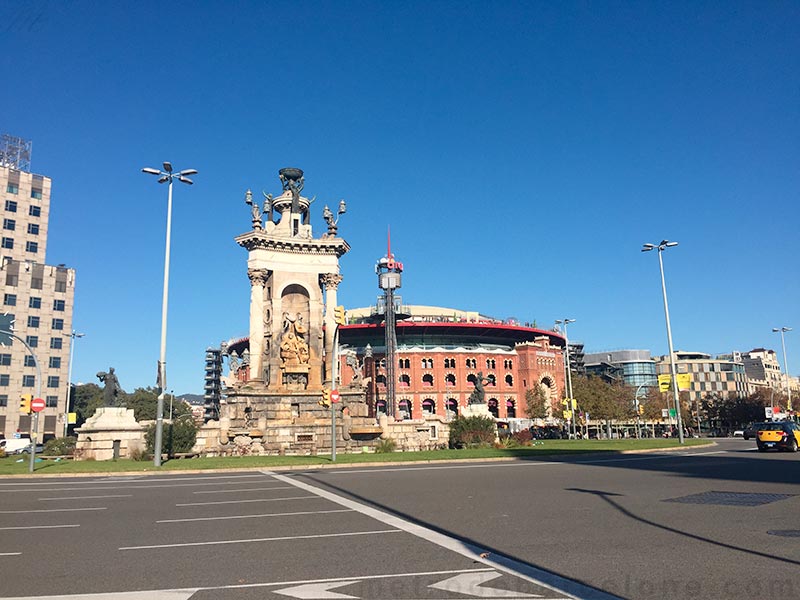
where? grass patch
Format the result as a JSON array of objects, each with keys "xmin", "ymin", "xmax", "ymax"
[{"xmin": 0, "ymin": 438, "xmax": 712, "ymax": 476}]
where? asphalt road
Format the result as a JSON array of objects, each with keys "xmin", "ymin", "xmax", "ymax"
[{"xmin": 0, "ymin": 439, "xmax": 798, "ymax": 600}]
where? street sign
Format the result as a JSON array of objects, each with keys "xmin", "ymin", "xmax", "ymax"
[
  {"xmin": 765, "ymin": 407, "xmax": 773, "ymax": 419},
  {"xmin": 330, "ymin": 390, "xmax": 341, "ymax": 404},
  {"xmin": 30, "ymin": 397, "xmax": 46, "ymax": 412}
]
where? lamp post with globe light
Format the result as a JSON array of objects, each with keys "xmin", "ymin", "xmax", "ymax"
[
  {"xmin": 141, "ymin": 162, "xmax": 197, "ymax": 466},
  {"xmin": 642, "ymin": 240, "xmax": 684, "ymax": 444}
]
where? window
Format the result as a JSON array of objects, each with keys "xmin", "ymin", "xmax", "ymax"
[
  {"xmin": 6, "ymin": 184, "xmax": 18, "ymax": 194},
  {"xmin": 51, "ymin": 318, "xmax": 64, "ymax": 330},
  {"xmin": 29, "ymin": 205, "xmax": 41, "ymax": 217},
  {"xmin": 25, "ymin": 241, "xmax": 38, "ymax": 253},
  {"xmin": 27, "ymin": 223, "xmax": 39, "ymax": 235},
  {"xmin": 29, "ymin": 297, "xmax": 41, "ymax": 309},
  {"xmin": 3, "ymin": 293, "xmax": 15, "ymax": 306},
  {"xmin": 399, "ymin": 358, "xmax": 410, "ymax": 369},
  {"xmin": 445, "ymin": 373, "xmax": 456, "ymax": 387},
  {"xmin": 24, "ymin": 355, "xmax": 36, "ymax": 367},
  {"xmin": 486, "ymin": 358, "xmax": 496, "ymax": 369},
  {"xmin": 444, "ymin": 358, "xmax": 456, "ymax": 368},
  {"xmin": 466, "ymin": 358, "xmax": 477, "ymax": 368},
  {"xmin": 25, "ymin": 335, "xmax": 38, "ymax": 348},
  {"xmin": 49, "ymin": 356, "xmax": 61, "ymax": 369},
  {"xmin": 422, "ymin": 398, "xmax": 435, "ymax": 414},
  {"xmin": 1, "ymin": 237, "xmax": 13, "ymax": 249},
  {"xmin": 50, "ymin": 337, "xmax": 63, "ymax": 349},
  {"xmin": 399, "ymin": 374, "xmax": 410, "ymax": 387},
  {"xmin": 47, "ymin": 376, "xmax": 60, "ymax": 388},
  {"xmin": 0, "ymin": 395, "xmax": 6, "ymax": 407},
  {"xmin": 505, "ymin": 374, "xmax": 513, "ymax": 386},
  {"xmin": 0, "ymin": 353, "xmax": 10, "ymax": 366},
  {"xmin": 3, "ymin": 218, "xmax": 15, "ymax": 231},
  {"xmin": 53, "ymin": 299, "xmax": 65, "ymax": 311},
  {"xmin": 46, "ymin": 396, "xmax": 58, "ymax": 408},
  {"xmin": 31, "ymin": 189, "xmax": 43, "ymax": 200},
  {"xmin": 421, "ymin": 358, "xmax": 433, "ymax": 369},
  {"xmin": 55, "ymin": 280, "xmax": 66, "ymax": 293},
  {"xmin": 0, "ymin": 374, "xmax": 9, "ymax": 386},
  {"xmin": 27, "ymin": 316, "xmax": 40, "ymax": 328},
  {"xmin": 422, "ymin": 373, "xmax": 434, "ymax": 387},
  {"xmin": 22, "ymin": 374, "xmax": 36, "ymax": 387},
  {"xmin": 4, "ymin": 200, "xmax": 17, "ymax": 212}
]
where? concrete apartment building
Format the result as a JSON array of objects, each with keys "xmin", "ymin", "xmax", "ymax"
[{"xmin": 0, "ymin": 135, "xmax": 76, "ymax": 442}]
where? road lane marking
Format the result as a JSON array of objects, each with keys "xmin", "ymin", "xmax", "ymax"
[
  {"xmin": 193, "ymin": 485, "xmax": 296, "ymax": 494},
  {"xmin": 0, "ymin": 507, "xmax": 106, "ymax": 514},
  {"xmin": 265, "ymin": 470, "xmax": 620, "ymax": 600},
  {"xmin": 429, "ymin": 572, "xmax": 539, "ymax": 598},
  {"xmin": 119, "ymin": 528, "xmax": 401, "ymax": 550},
  {"xmin": 176, "ymin": 495, "xmax": 317, "ymax": 507},
  {"xmin": 157, "ymin": 508, "xmax": 352, "ymax": 523},
  {"xmin": 0, "ymin": 480, "xmax": 271, "ymax": 493},
  {"xmin": 0, "ymin": 474, "xmax": 264, "ymax": 486},
  {"xmin": 274, "ymin": 580, "xmax": 360, "ymax": 598},
  {"xmin": 0, "ymin": 524, "xmax": 80, "ymax": 530},
  {"xmin": 0, "ymin": 552, "xmax": 22, "ymax": 556},
  {"xmin": 38, "ymin": 495, "xmax": 133, "ymax": 501}
]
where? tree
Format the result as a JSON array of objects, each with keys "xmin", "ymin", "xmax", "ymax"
[
  {"xmin": 72, "ymin": 383, "xmax": 103, "ymax": 427},
  {"xmin": 125, "ymin": 387, "xmax": 192, "ymax": 422},
  {"xmin": 525, "ymin": 385, "xmax": 549, "ymax": 420},
  {"xmin": 448, "ymin": 415, "xmax": 496, "ymax": 448}
]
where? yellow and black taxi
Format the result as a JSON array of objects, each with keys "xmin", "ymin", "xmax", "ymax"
[{"xmin": 756, "ymin": 421, "xmax": 800, "ymax": 452}]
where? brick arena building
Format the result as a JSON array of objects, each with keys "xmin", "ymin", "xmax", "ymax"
[{"xmin": 337, "ymin": 305, "xmax": 567, "ymax": 422}]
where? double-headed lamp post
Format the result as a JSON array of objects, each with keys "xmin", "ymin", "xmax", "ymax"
[
  {"xmin": 642, "ymin": 240, "xmax": 684, "ymax": 444},
  {"xmin": 555, "ymin": 318, "xmax": 576, "ymax": 438},
  {"xmin": 142, "ymin": 162, "xmax": 197, "ymax": 466},
  {"xmin": 772, "ymin": 327, "xmax": 792, "ymax": 412},
  {"xmin": 63, "ymin": 331, "xmax": 85, "ymax": 437}
]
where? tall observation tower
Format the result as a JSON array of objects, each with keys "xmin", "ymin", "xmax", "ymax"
[{"xmin": 375, "ymin": 234, "xmax": 405, "ymax": 417}]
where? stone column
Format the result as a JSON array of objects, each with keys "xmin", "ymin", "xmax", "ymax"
[
  {"xmin": 321, "ymin": 273, "xmax": 343, "ymax": 386},
  {"xmin": 248, "ymin": 269, "xmax": 269, "ymax": 381}
]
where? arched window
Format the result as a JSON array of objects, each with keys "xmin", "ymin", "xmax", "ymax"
[
  {"xmin": 487, "ymin": 373, "xmax": 497, "ymax": 386},
  {"xmin": 376, "ymin": 374, "xmax": 386, "ymax": 387},
  {"xmin": 422, "ymin": 398, "xmax": 435, "ymax": 414},
  {"xmin": 486, "ymin": 358, "xmax": 496, "ymax": 369},
  {"xmin": 505, "ymin": 374, "xmax": 513, "ymax": 386},
  {"xmin": 488, "ymin": 398, "xmax": 499, "ymax": 418},
  {"xmin": 506, "ymin": 399, "xmax": 516, "ymax": 418},
  {"xmin": 446, "ymin": 398, "xmax": 459, "ymax": 416},
  {"xmin": 398, "ymin": 399, "xmax": 412, "ymax": 419},
  {"xmin": 399, "ymin": 358, "xmax": 410, "ymax": 369},
  {"xmin": 376, "ymin": 400, "xmax": 387, "ymax": 415},
  {"xmin": 422, "ymin": 373, "xmax": 434, "ymax": 387},
  {"xmin": 467, "ymin": 373, "xmax": 477, "ymax": 385},
  {"xmin": 399, "ymin": 374, "xmax": 410, "ymax": 387},
  {"xmin": 465, "ymin": 358, "xmax": 476, "ymax": 368},
  {"xmin": 445, "ymin": 373, "xmax": 456, "ymax": 387}
]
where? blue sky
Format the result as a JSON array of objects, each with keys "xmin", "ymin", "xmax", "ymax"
[{"xmin": 2, "ymin": 1, "xmax": 798, "ymax": 394}]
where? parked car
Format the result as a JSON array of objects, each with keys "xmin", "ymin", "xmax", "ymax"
[
  {"xmin": 0, "ymin": 438, "xmax": 34, "ymax": 455},
  {"xmin": 756, "ymin": 422, "xmax": 800, "ymax": 452},
  {"xmin": 743, "ymin": 422, "xmax": 766, "ymax": 440}
]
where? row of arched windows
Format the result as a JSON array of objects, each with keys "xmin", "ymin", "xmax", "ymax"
[
  {"xmin": 395, "ymin": 357, "xmax": 514, "ymax": 370},
  {"xmin": 379, "ymin": 397, "xmax": 517, "ymax": 419},
  {"xmin": 388, "ymin": 373, "xmax": 515, "ymax": 387}
]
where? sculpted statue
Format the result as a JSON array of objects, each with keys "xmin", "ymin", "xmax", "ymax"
[
  {"xmin": 345, "ymin": 353, "xmax": 364, "ymax": 386},
  {"xmin": 467, "ymin": 371, "xmax": 491, "ymax": 405},
  {"xmin": 96, "ymin": 367, "xmax": 122, "ymax": 407},
  {"xmin": 244, "ymin": 189, "xmax": 263, "ymax": 230},
  {"xmin": 280, "ymin": 312, "xmax": 310, "ymax": 366}
]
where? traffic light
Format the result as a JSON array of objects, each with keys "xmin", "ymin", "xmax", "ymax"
[
  {"xmin": 638, "ymin": 404, "xmax": 645, "ymax": 415},
  {"xmin": 319, "ymin": 389, "xmax": 331, "ymax": 407},
  {"xmin": 333, "ymin": 305, "xmax": 346, "ymax": 325},
  {"xmin": 19, "ymin": 394, "xmax": 31, "ymax": 414}
]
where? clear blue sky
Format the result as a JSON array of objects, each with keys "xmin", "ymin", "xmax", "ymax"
[{"xmin": 2, "ymin": 1, "xmax": 798, "ymax": 394}]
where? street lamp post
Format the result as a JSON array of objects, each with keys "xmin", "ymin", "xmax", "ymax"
[
  {"xmin": 142, "ymin": 162, "xmax": 197, "ymax": 466},
  {"xmin": 63, "ymin": 331, "xmax": 84, "ymax": 437},
  {"xmin": 642, "ymin": 240, "xmax": 684, "ymax": 444},
  {"xmin": 772, "ymin": 327, "xmax": 792, "ymax": 412},
  {"xmin": 556, "ymin": 318, "xmax": 576, "ymax": 439}
]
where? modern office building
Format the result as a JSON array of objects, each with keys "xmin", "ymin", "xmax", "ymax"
[
  {"xmin": 584, "ymin": 349, "xmax": 658, "ymax": 390},
  {"xmin": 655, "ymin": 351, "xmax": 748, "ymax": 403},
  {"xmin": 0, "ymin": 134, "xmax": 76, "ymax": 442},
  {"xmin": 740, "ymin": 348, "xmax": 784, "ymax": 392}
]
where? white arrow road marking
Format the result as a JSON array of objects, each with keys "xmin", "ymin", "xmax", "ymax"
[
  {"xmin": 430, "ymin": 572, "xmax": 539, "ymax": 598},
  {"xmin": 274, "ymin": 580, "xmax": 360, "ymax": 599}
]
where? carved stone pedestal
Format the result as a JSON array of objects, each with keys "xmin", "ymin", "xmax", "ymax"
[{"xmin": 75, "ymin": 407, "xmax": 145, "ymax": 461}]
